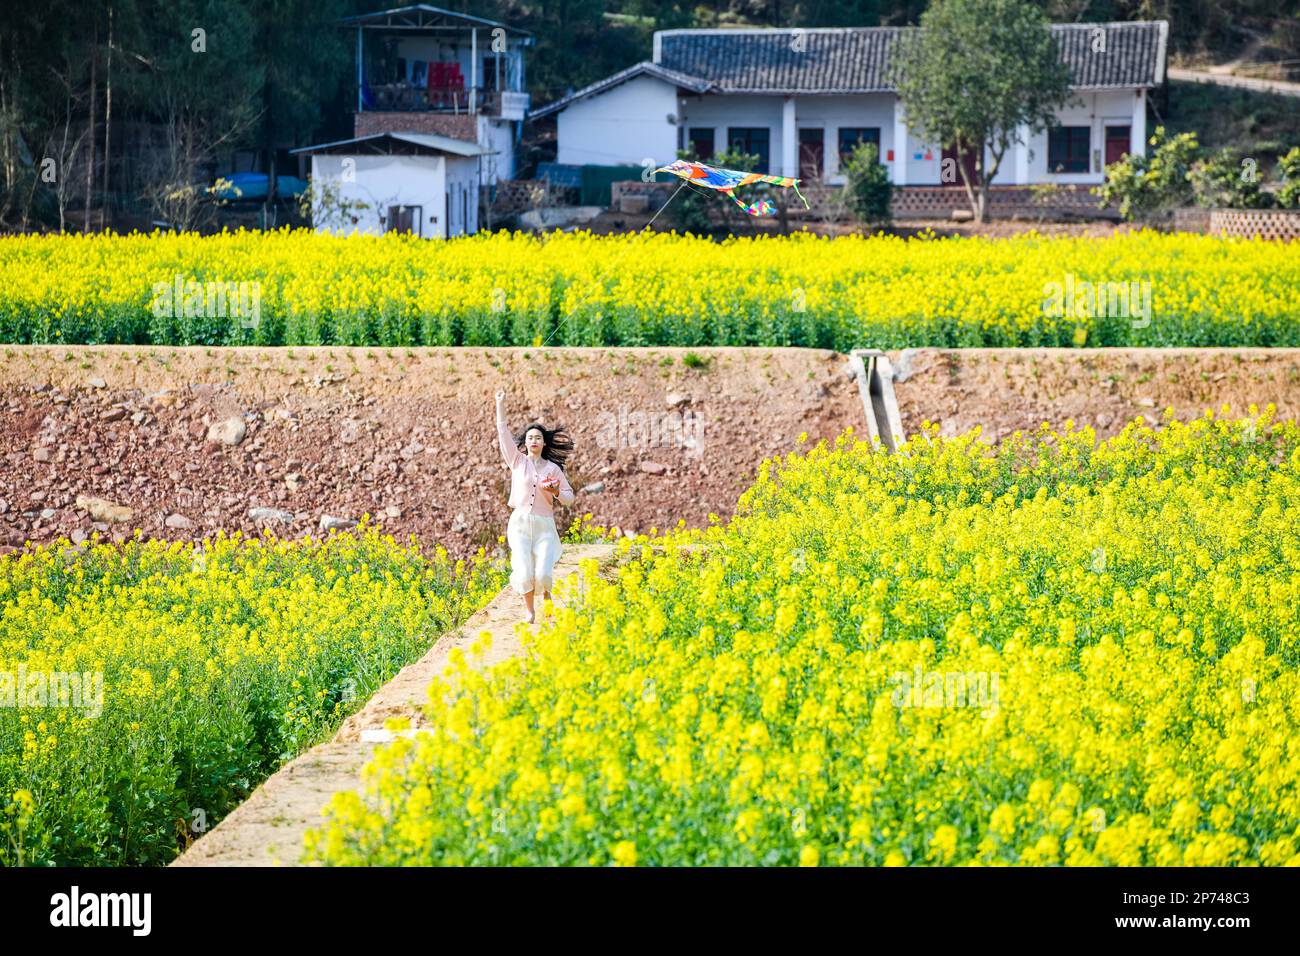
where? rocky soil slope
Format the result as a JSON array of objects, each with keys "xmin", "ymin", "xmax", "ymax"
[
  {"xmin": 4, "ymin": 345, "xmax": 1298, "ymax": 558},
  {"xmin": 0, "ymin": 346, "xmax": 860, "ymax": 556}
]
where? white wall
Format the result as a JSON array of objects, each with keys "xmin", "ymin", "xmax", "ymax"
[
  {"xmin": 310, "ymin": 153, "xmax": 450, "ymax": 239},
  {"xmin": 892, "ymin": 126, "xmax": 1015, "ymax": 186},
  {"xmin": 557, "ymin": 86, "xmax": 903, "ymax": 181},
  {"xmin": 557, "ymin": 83, "xmax": 1147, "ymax": 185},
  {"xmin": 1019, "ymin": 90, "xmax": 1141, "ymax": 184},
  {"xmin": 892, "ymin": 114, "xmax": 959, "ymax": 185},
  {"xmin": 678, "ymin": 94, "xmax": 784, "ymax": 174},
  {"xmin": 556, "ymin": 75, "xmax": 678, "ymax": 167},
  {"xmin": 894, "ymin": 89, "xmax": 1143, "ymax": 185},
  {"xmin": 445, "ymin": 155, "xmax": 480, "ymax": 236},
  {"xmin": 785, "ymin": 94, "xmax": 895, "ymax": 182},
  {"xmin": 677, "ymin": 93, "xmax": 896, "ymax": 182},
  {"xmin": 478, "ymin": 116, "xmax": 516, "ymax": 183},
  {"xmin": 678, "ymin": 94, "xmax": 893, "ymax": 181}
]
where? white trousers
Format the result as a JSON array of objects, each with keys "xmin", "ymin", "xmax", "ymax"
[{"xmin": 507, "ymin": 511, "xmax": 562, "ymax": 596}]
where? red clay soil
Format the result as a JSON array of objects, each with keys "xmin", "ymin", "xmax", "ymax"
[
  {"xmin": 3, "ymin": 345, "xmax": 1299, "ymax": 559},
  {"xmin": 892, "ymin": 347, "xmax": 1300, "ymax": 442},
  {"xmin": 0, "ymin": 346, "xmax": 860, "ymax": 558}
]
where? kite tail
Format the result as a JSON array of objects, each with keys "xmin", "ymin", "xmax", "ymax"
[
  {"xmin": 726, "ymin": 191, "xmax": 775, "ymax": 217},
  {"xmin": 792, "ymin": 182, "xmax": 810, "ymax": 210}
]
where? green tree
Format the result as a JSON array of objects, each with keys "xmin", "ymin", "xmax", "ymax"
[
  {"xmin": 250, "ymin": 0, "xmax": 350, "ymax": 213},
  {"xmin": 0, "ymin": 0, "xmax": 105, "ymax": 229},
  {"xmin": 1277, "ymin": 147, "xmax": 1300, "ymax": 209},
  {"xmin": 1097, "ymin": 126, "xmax": 1199, "ymax": 222},
  {"xmin": 842, "ymin": 141, "xmax": 892, "ymax": 225},
  {"xmin": 887, "ymin": 0, "xmax": 1073, "ymax": 222},
  {"xmin": 0, "ymin": 0, "xmax": 354, "ymax": 232},
  {"xmin": 1189, "ymin": 146, "xmax": 1275, "ymax": 209},
  {"xmin": 129, "ymin": 0, "xmax": 262, "ymax": 228}
]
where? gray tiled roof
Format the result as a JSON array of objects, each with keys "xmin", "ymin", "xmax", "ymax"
[
  {"xmin": 530, "ymin": 62, "xmax": 713, "ymax": 119},
  {"xmin": 654, "ymin": 21, "xmax": 1168, "ymax": 94}
]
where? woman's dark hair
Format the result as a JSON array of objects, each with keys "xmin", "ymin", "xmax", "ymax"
[{"xmin": 515, "ymin": 423, "xmax": 574, "ymax": 470}]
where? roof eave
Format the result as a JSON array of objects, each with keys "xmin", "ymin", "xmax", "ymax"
[
  {"xmin": 1153, "ymin": 19, "xmax": 1169, "ymax": 85},
  {"xmin": 1071, "ymin": 82, "xmax": 1162, "ymax": 92},
  {"xmin": 291, "ymin": 132, "xmax": 490, "ymax": 157},
  {"xmin": 339, "ymin": 4, "xmax": 531, "ymax": 37},
  {"xmin": 529, "ymin": 64, "xmax": 711, "ymax": 120},
  {"xmin": 707, "ymin": 87, "xmax": 893, "ymax": 95},
  {"xmin": 692, "ymin": 82, "xmax": 1156, "ymax": 95}
]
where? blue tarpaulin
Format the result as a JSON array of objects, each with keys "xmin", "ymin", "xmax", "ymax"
[
  {"xmin": 536, "ymin": 162, "xmax": 582, "ymax": 189},
  {"xmin": 212, "ymin": 173, "xmax": 308, "ymax": 202}
]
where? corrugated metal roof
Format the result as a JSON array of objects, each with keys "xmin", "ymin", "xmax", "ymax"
[
  {"xmin": 291, "ymin": 131, "xmax": 491, "ymax": 157},
  {"xmin": 340, "ymin": 4, "xmax": 530, "ymax": 36}
]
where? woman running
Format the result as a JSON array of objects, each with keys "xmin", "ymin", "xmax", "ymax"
[{"xmin": 494, "ymin": 390, "xmax": 576, "ymax": 623}]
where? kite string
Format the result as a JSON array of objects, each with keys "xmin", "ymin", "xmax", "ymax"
[
  {"xmin": 540, "ymin": 178, "xmax": 688, "ymax": 347},
  {"xmin": 643, "ymin": 179, "xmax": 688, "ymax": 231}
]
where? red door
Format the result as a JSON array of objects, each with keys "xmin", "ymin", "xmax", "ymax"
[
  {"xmin": 941, "ymin": 141, "xmax": 980, "ymax": 186},
  {"xmin": 1104, "ymin": 126, "xmax": 1131, "ymax": 167},
  {"xmin": 798, "ymin": 129, "xmax": 824, "ymax": 181}
]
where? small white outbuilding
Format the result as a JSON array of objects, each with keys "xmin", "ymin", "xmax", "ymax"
[{"xmin": 291, "ymin": 131, "xmax": 490, "ymax": 239}]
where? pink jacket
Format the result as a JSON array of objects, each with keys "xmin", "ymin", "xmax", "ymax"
[{"xmin": 497, "ymin": 418, "xmax": 575, "ymax": 515}]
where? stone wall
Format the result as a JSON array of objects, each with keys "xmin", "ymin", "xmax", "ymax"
[
  {"xmin": 610, "ymin": 180, "xmax": 674, "ymax": 214},
  {"xmin": 1173, "ymin": 207, "xmax": 1213, "ymax": 233},
  {"xmin": 491, "ymin": 180, "xmax": 549, "ymax": 217}
]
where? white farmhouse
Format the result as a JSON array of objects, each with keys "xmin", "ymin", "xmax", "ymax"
[
  {"xmin": 531, "ymin": 21, "xmax": 1169, "ymax": 188},
  {"xmin": 292, "ymin": 5, "xmax": 538, "ymax": 238},
  {"xmin": 291, "ymin": 131, "xmax": 487, "ymax": 239}
]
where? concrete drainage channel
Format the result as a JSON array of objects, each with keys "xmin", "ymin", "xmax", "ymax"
[
  {"xmin": 847, "ymin": 349, "xmax": 908, "ymax": 451},
  {"xmin": 171, "ymin": 542, "xmax": 617, "ymax": 867}
]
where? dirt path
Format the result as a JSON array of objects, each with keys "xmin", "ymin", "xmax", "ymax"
[
  {"xmin": 1167, "ymin": 67, "xmax": 1300, "ymax": 98},
  {"xmin": 171, "ymin": 541, "xmax": 617, "ymax": 867}
]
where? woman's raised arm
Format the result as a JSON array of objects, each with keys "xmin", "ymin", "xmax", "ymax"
[{"xmin": 494, "ymin": 391, "xmax": 519, "ymax": 468}]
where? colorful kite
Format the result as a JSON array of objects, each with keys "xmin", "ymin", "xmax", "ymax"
[{"xmin": 654, "ymin": 159, "xmax": 810, "ymax": 217}]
